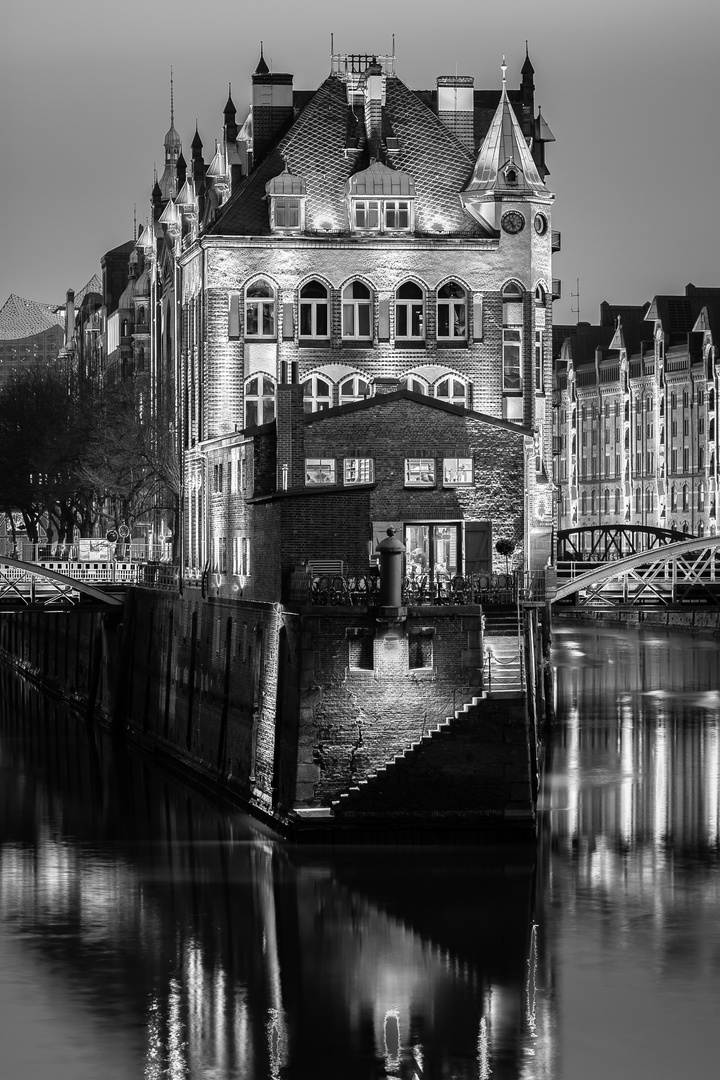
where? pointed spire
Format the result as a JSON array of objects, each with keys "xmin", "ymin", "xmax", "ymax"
[
  {"xmin": 521, "ymin": 41, "xmax": 534, "ymax": 75},
  {"xmin": 191, "ymin": 122, "xmax": 203, "ymax": 154},
  {"xmin": 255, "ymin": 41, "xmax": 269, "ymax": 75},
  {"xmin": 224, "ymin": 82, "xmax": 235, "ymax": 116}
]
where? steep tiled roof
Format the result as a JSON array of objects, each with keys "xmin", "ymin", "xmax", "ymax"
[
  {"xmin": 463, "ymin": 81, "xmax": 544, "ymax": 196},
  {"xmin": 74, "ymin": 274, "xmax": 102, "ymax": 307},
  {"xmin": 0, "ymin": 294, "xmax": 63, "ymax": 340},
  {"xmin": 211, "ymin": 73, "xmax": 482, "ymax": 237}
]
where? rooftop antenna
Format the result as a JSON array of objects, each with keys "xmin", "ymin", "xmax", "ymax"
[
  {"xmin": 331, "ymin": 32, "xmax": 334, "ymax": 56},
  {"xmin": 392, "ymin": 32, "xmax": 395, "ymax": 56},
  {"xmin": 571, "ymin": 278, "xmax": 581, "ymax": 323},
  {"xmin": 170, "ymin": 66, "xmax": 174, "ymax": 127},
  {"xmin": 133, "ymin": 204, "xmax": 137, "ymax": 237}
]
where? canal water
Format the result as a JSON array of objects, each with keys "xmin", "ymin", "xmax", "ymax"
[{"xmin": 0, "ymin": 623, "xmax": 718, "ymax": 1079}]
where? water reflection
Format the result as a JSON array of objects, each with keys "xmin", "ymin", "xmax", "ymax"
[
  {"xmin": 0, "ymin": 667, "xmax": 542, "ymax": 1079},
  {"xmin": 2, "ymin": 624, "xmax": 719, "ymax": 1079},
  {"xmin": 540, "ymin": 625, "xmax": 720, "ymax": 1079}
]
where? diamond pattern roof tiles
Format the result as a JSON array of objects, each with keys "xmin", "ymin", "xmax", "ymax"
[
  {"xmin": 0, "ymin": 294, "xmax": 64, "ymax": 340},
  {"xmin": 211, "ymin": 73, "xmax": 485, "ymax": 237}
]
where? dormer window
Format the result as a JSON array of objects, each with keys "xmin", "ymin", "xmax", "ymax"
[
  {"xmin": 503, "ymin": 164, "xmax": 518, "ymax": 186},
  {"xmin": 346, "ymin": 161, "xmax": 415, "ymax": 235},
  {"xmin": 353, "ymin": 199, "xmax": 411, "ymax": 232},
  {"xmin": 265, "ymin": 169, "xmax": 306, "ymax": 233}
]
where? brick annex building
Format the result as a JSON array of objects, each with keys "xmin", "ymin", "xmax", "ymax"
[{"xmin": 140, "ymin": 47, "xmax": 559, "ymax": 594}]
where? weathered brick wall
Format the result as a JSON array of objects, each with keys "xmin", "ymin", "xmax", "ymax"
[
  {"xmin": 0, "ymin": 591, "xmax": 301, "ymax": 818},
  {"xmin": 295, "ymin": 606, "xmax": 484, "ymax": 805}
]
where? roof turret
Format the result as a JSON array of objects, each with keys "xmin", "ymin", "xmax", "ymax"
[
  {"xmin": 255, "ymin": 43, "xmax": 269, "ymax": 75},
  {"xmin": 191, "ymin": 124, "xmax": 203, "ymax": 154}
]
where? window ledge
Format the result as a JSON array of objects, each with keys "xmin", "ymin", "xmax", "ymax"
[
  {"xmin": 436, "ymin": 340, "xmax": 468, "ymax": 349},
  {"xmin": 394, "ymin": 340, "xmax": 426, "ymax": 350},
  {"xmin": 299, "ymin": 338, "xmax": 331, "ymax": 348}
]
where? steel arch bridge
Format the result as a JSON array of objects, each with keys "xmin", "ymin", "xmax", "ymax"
[
  {"xmin": 0, "ymin": 556, "xmax": 124, "ymax": 612},
  {"xmin": 557, "ymin": 525, "xmax": 687, "ymax": 562},
  {"xmin": 554, "ymin": 536, "xmax": 720, "ymax": 607}
]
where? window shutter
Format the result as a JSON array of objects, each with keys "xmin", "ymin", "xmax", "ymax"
[
  {"xmin": 282, "ymin": 302, "xmax": 295, "ymax": 339},
  {"xmin": 464, "ymin": 521, "xmax": 491, "ymax": 573},
  {"xmin": 378, "ymin": 298, "xmax": 390, "ymax": 340},
  {"xmin": 228, "ymin": 294, "xmax": 240, "ymax": 339},
  {"xmin": 472, "ymin": 294, "xmax": 483, "ymax": 341}
]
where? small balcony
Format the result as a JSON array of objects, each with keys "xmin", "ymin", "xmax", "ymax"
[
  {"xmin": 552, "ymin": 279, "xmax": 562, "ymax": 300},
  {"xmin": 552, "ymin": 230, "xmax": 561, "ymax": 252}
]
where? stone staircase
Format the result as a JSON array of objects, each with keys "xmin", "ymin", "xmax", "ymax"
[
  {"xmin": 483, "ymin": 605, "xmax": 524, "ymax": 696},
  {"xmin": 329, "ymin": 682, "xmax": 530, "ymax": 822}
]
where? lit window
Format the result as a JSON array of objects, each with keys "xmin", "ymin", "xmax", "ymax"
[
  {"xmin": 338, "ymin": 375, "xmax": 371, "ymax": 406},
  {"xmin": 353, "ymin": 199, "xmax": 411, "ymax": 232},
  {"xmin": 305, "ymin": 458, "xmax": 336, "ymax": 485},
  {"xmin": 299, "ymin": 280, "xmax": 329, "ymax": 339},
  {"xmin": 272, "ymin": 197, "xmax": 301, "ymax": 230},
  {"xmin": 342, "ymin": 282, "xmax": 373, "ymax": 340},
  {"xmin": 303, "ymin": 374, "xmax": 333, "ymax": 413},
  {"xmin": 405, "ymin": 458, "xmax": 435, "ymax": 486},
  {"xmin": 443, "ymin": 457, "xmax": 473, "ymax": 486},
  {"xmin": 244, "ymin": 375, "xmax": 275, "ymax": 428},
  {"xmin": 245, "ymin": 279, "xmax": 276, "ymax": 338},
  {"xmin": 437, "ymin": 282, "xmax": 467, "ymax": 340},
  {"xmin": 435, "ymin": 377, "xmax": 467, "ymax": 407},
  {"xmin": 503, "ymin": 328, "xmax": 522, "ymax": 390},
  {"xmin": 344, "ymin": 457, "xmax": 374, "ymax": 485},
  {"xmin": 395, "ymin": 282, "xmax": 424, "ymax": 339}
]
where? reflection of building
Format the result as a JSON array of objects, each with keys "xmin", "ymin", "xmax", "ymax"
[{"xmin": 553, "ymin": 285, "xmax": 720, "ymax": 541}]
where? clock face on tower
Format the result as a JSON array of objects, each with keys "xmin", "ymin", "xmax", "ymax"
[
  {"xmin": 501, "ymin": 210, "xmax": 525, "ymax": 235},
  {"xmin": 534, "ymin": 213, "xmax": 548, "ymax": 235}
]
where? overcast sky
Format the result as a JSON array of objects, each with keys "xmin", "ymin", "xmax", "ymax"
[{"xmin": 1, "ymin": 0, "xmax": 719, "ymax": 325}]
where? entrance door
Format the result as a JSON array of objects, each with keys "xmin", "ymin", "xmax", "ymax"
[{"xmin": 404, "ymin": 523, "xmax": 460, "ymax": 579}]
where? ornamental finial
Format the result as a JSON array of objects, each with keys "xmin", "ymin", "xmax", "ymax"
[{"xmin": 501, "ymin": 55, "xmax": 507, "ymax": 83}]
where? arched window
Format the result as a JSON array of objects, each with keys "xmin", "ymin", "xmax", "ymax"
[
  {"xmin": 395, "ymin": 282, "xmax": 424, "ymax": 340},
  {"xmin": 434, "ymin": 376, "xmax": 467, "ymax": 407},
  {"xmin": 709, "ymin": 387, "xmax": 715, "ymax": 410},
  {"xmin": 645, "ymin": 487, "xmax": 653, "ymax": 513},
  {"xmin": 671, "ymin": 485, "xmax": 677, "ymax": 512},
  {"xmin": 699, "ymin": 482, "xmax": 706, "ymax": 511},
  {"xmin": 660, "ymin": 398, "xmax": 665, "ymax": 417},
  {"xmin": 671, "ymin": 391, "xmax": 677, "ymax": 409},
  {"xmin": 709, "ymin": 418, "xmax": 715, "ymax": 441},
  {"xmin": 121, "ymin": 319, "xmax": 129, "ymax": 337},
  {"xmin": 502, "ymin": 281, "xmax": 524, "ymax": 301},
  {"xmin": 582, "ymin": 405, "xmax": 587, "ymax": 422},
  {"xmin": 338, "ymin": 375, "xmax": 371, "ymax": 406},
  {"xmin": 137, "ymin": 306, "xmax": 146, "ymax": 325},
  {"xmin": 581, "ymin": 491, "xmax": 587, "ymax": 515},
  {"xmin": 682, "ymin": 484, "xmax": 689, "ymax": 511},
  {"xmin": 245, "ymin": 280, "xmax": 276, "ymax": 338},
  {"xmin": 244, "ymin": 374, "xmax": 275, "ymax": 427},
  {"xmin": 534, "ymin": 284, "xmax": 546, "ymax": 307},
  {"xmin": 299, "ymin": 280, "xmax": 330, "ymax": 339},
  {"xmin": 624, "ymin": 401, "xmax": 630, "ymax": 421},
  {"xmin": 614, "ymin": 488, "xmax": 621, "ymax": 514},
  {"xmin": 303, "ymin": 374, "xmax": 333, "ymax": 413},
  {"xmin": 591, "ymin": 489, "xmax": 597, "ymax": 515},
  {"xmin": 603, "ymin": 488, "xmax": 610, "ymax": 515},
  {"xmin": 437, "ymin": 282, "xmax": 467, "ymax": 340},
  {"xmin": 403, "ymin": 375, "xmax": 429, "ymax": 395},
  {"xmin": 699, "ymin": 446, "xmax": 705, "ymax": 468},
  {"xmin": 682, "ymin": 520, "xmax": 689, "ymax": 535},
  {"xmin": 635, "ymin": 487, "xmax": 642, "ymax": 515},
  {"xmin": 698, "ymin": 520, "xmax": 705, "ymax": 536},
  {"xmin": 342, "ymin": 281, "xmax": 372, "ymax": 340}
]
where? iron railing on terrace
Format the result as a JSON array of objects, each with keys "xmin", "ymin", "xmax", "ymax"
[{"xmin": 308, "ymin": 570, "xmax": 547, "ymax": 606}]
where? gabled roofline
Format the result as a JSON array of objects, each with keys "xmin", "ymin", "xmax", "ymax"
[{"xmin": 303, "ymin": 386, "xmax": 533, "ymax": 435}]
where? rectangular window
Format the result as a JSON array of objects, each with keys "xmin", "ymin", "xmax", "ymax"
[
  {"xmin": 615, "ymin": 454, "xmax": 621, "ymax": 475},
  {"xmin": 683, "ymin": 418, "xmax": 689, "ymax": 436},
  {"xmin": 348, "ymin": 634, "xmax": 374, "ymax": 671},
  {"xmin": 242, "ymin": 538, "xmax": 250, "ymax": 576},
  {"xmin": 384, "ymin": 201, "xmax": 410, "ymax": 229},
  {"xmin": 344, "ymin": 457, "xmax": 374, "ymax": 485},
  {"xmin": 305, "ymin": 458, "xmax": 336, "ymax": 485},
  {"xmin": 408, "ymin": 633, "xmax": 433, "ymax": 670},
  {"xmin": 219, "ymin": 537, "xmax": 227, "ymax": 573},
  {"xmin": 698, "ymin": 417, "xmax": 705, "ymax": 434},
  {"xmin": 443, "ymin": 457, "xmax": 473, "ymax": 486},
  {"xmin": 405, "ymin": 458, "xmax": 435, "ymax": 486},
  {"xmin": 354, "ymin": 200, "xmax": 380, "ymax": 230},
  {"xmin": 502, "ymin": 328, "xmax": 522, "ymax": 390},
  {"xmin": 683, "ymin": 448, "xmax": 689, "ymax": 471},
  {"xmin": 698, "ymin": 389, "xmax": 705, "ymax": 405},
  {"xmin": 672, "ymin": 419, "xmax": 678, "ymax": 437},
  {"xmin": 535, "ymin": 330, "xmax": 543, "ymax": 391},
  {"xmin": 274, "ymin": 197, "xmax": 301, "ymax": 229},
  {"xmin": 671, "ymin": 449, "xmax": 678, "ymax": 472}
]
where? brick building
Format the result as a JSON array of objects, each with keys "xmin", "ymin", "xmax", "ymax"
[
  {"xmin": 554, "ymin": 285, "xmax": 720, "ymax": 543},
  {"xmin": 161, "ymin": 47, "xmax": 558, "ymax": 586}
]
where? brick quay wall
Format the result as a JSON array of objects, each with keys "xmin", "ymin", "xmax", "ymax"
[{"xmin": 0, "ymin": 588, "xmax": 542, "ymax": 841}]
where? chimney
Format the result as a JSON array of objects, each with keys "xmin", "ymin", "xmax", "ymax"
[
  {"xmin": 252, "ymin": 67, "xmax": 294, "ymax": 166},
  {"xmin": 436, "ymin": 76, "xmax": 475, "ymax": 153},
  {"xmin": 64, "ymin": 289, "xmax": 75, "ymax": 349},
  {"xmin": 275, "ymin": 384, "xmax": 305, "ymax": 490},
  {"xmin": 363, "ymin": 62, "xmax": 384, "ymax": 157}
]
